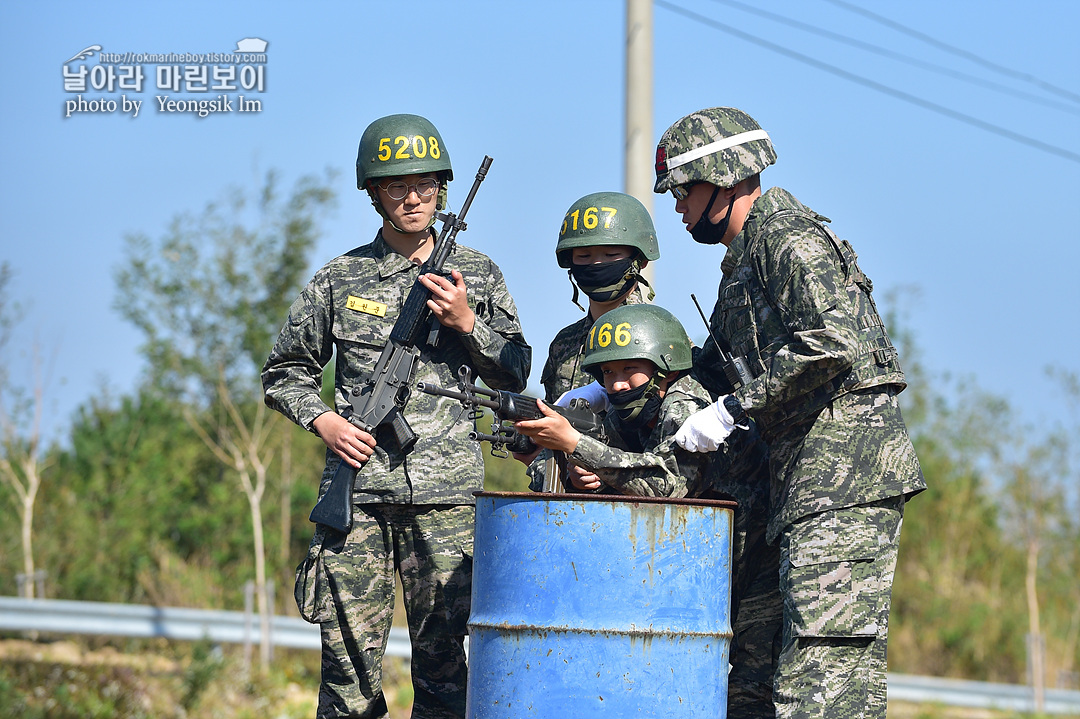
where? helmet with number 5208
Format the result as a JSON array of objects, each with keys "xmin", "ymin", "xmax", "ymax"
[{"xmin": 356, "ymin": 113, "xmax": 453, "ymax": 214}]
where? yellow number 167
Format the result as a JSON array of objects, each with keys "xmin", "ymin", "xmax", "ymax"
[{"xmin": 561, "ymin": 206, "xmax": 618, "ymax": 236}]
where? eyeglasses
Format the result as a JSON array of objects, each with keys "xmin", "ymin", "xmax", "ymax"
[
  {"xmin": 670, "ymin": 182, "xmax": 699, "ymax": 201},
  {"xmin": 378, "ymin": 178, "xmax": 439, "ymax": 201}
]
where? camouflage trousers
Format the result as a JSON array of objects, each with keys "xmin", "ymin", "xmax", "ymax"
[
  {"xmin": 773, "ymin": 497, "xmax": 905, "ymax": 719},
  {"xmin": 305, "ymin": 504, "xmax": 474, "ymax": 719}
]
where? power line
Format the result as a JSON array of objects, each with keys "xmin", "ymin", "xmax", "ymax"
[
  {"xmin": 820, "ymin": 0, "xmax": 1080, "ymax": 105},
  {"xmin": 654, "ymin": 0, "xmax": 1080, "ymax": 165},
  {"xmin": 703, "ymin": 0, "xmax": 1080, "ymax": 115}
]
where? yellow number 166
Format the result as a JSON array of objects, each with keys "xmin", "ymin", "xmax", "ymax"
[{"xmin": 589, "ymin": 321, "xmax": 633, "ymax": 349}]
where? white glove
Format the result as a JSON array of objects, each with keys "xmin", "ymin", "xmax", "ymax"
[
  {"xmin": 675, "ymin": 395, "xmax": 739, "ymax": 452},
  {"xmin": 556, "ymin": 381, "xmax": 610, "ymax": 413}
]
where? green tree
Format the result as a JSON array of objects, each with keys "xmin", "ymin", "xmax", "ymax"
[
  {"xmin": 45, "ymin": 388, "xmax": 244, "ymax": 605},
  {"xmin": 0, "ymin": 262, "xmax": 55, "ymax": 599},
  {"xmin": 114, "ymin": 169, "xmax": 336, "ymax": 671},
  {"xmin": 886, "ymin": 290, "xmax": 1026, "ymax": 680},
  {"xmin": 1045, "ymin": 367, "xmax": 1080, "ymax": 688},
  {"xmin": 1000, "ymin": 429, "xmax": 1067, "ymax": 709},
  {"xmin": 884, "ymin": 291, "xmax": 1080, "ymax": 687},
  {"xmin": 891, "ymin": 376, "xmax": 1026, "ymax": 680}
]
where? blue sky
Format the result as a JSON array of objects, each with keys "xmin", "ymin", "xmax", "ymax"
[{"xmin": 1, "ymin": 0, "xmax": 1077, "ymax": 445}]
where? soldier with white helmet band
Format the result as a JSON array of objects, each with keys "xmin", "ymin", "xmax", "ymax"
[
  {"xmin": 656, "ymin": 107, "xmax": 925, "ymax": 719},
  {"xmin": 263, "ymin": 113, "xmax": 530, "ymax": 718}
]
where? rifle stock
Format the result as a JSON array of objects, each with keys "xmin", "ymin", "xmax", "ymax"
[{"xmin": 309, "ymin": 460, "xmax": 356, "ymax": 531}]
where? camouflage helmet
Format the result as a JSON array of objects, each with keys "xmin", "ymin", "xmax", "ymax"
[
  {"xmin": 653, "ymin": 107, "xmax": 776, "ymax": 193},
  {"xmin": 555, "ymin": 192, "xmax": 660, "ymax": 269},
  {"xmin": 581, "ymin": 304, "xmax": 693, "ymax": 382}
]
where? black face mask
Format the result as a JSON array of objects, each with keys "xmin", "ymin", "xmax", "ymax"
[
  {"xmin": 689, "ymin": 185, "xmax": 736, "ymax": 245},
  {"xmin": 568, "ymin": 257, "xmax": 638, "ymax": 304},
  {"xmin": 607, "ymin": 374, "xmax": 664, "ymax": 431}
]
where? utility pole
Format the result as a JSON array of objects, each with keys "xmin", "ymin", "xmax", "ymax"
[{"xmin": 625, "ymin": 0, "xmax": 655, "ymax": 295}]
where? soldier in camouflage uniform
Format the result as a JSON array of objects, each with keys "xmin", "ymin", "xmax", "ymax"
[
  {"xmin": 540, "ymin": 191, "xmax": 658, "ymax": 403},
  {"xmin": 519, "ymin": 191, "xmax": 658, "ymax": 491},
  {"xmin": 655, "ymin": 107, "xmax": 925, "ymax": 719},
  {"xmin": 519, "ymin": 303, "xmax": 743, "ymax": 495},
  {"xmin": 262, "ymin": 113, "xmax": 530, "ymax": 719},
  {"xmin": 520, "ymin": 302, "xmax": 781, "ymax": 718}
]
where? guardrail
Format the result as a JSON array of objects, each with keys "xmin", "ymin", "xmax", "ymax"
[
  {"xmin": 2, "ymin": 597, "xmax": 1079, "ymax": 714},
  {"xmin": 0, "ymin": 596, "xmax": 409, "ymax": 658}
]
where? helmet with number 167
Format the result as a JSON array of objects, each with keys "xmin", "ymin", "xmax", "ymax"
[
  {"xmin": 581, "ymin": 304, "xmax": 693, "ymax": 382},
  {"xmin": 356, "ymin": 113, "xmax": 453, "ymax": 211},
  {"xmin": 653, "ymin": 107, "xmax": 777, "ymax": 194},
  {"xmin": 555, "ymin": 191, "xmax": 660, "ymax": 268}
]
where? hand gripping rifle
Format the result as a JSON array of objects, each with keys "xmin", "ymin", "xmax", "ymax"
[
  {"xmin": 417, "ymin": 366, "xmax": 606, "ymax": 491},
  {"xmin": 308, "ymin": 156, "xmax": 493, "ymax": 534}
]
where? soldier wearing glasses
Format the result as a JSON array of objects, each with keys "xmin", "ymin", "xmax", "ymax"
[
  {"xmin": 655, "ymin": 107, "xmax": 924, "ymax": 718},
  {"xmin": 263, "ymin": 113, "xmax": 530, "ymax": 718}
]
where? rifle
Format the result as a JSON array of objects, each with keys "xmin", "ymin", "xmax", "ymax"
[
  {"xmin": 308, "ymin": 155, "xmax": 493, "ymax": 533},
  {"xmin": 691, "ymin": 293, "xmax": 753, "ymax": 390},
  {"xmin": 417, "ymin": 366, "xmax": 605, "ymax": 492}
]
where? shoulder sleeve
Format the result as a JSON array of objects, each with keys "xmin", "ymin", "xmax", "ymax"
[
  {"xmin": 261, "ymin": 271, "xmax": 336, "ymax": 432},
  {"xmin": 539, "ymin": 320, "xmax": 591, "ymax": 403},
  {"xmin": 456, "ymin": 254, "xmax": 532, "ymax": 393},
  {"xmin": 539, "ymin": 345, "xmax": 561, "ymax": 404}
]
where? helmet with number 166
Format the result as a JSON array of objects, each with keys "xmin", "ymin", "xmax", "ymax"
[
  {"xmin": 653, "ymin": 107, "xmax": 776, "ymax": 194},
  {"xmin": 555, "ymin": 192, "xmax": 660, "ymax": 268},
  {"xmin": 581, "ymin": 304, "xmax": 693, "ymax": 382},
  {"xmin": 356, "ymin": 113, "xmax": 453, "ymax": 210}
]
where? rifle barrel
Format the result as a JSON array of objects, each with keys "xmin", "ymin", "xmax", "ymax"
[{"xmin": 416, "ymin": 381, "xmax": 499, "ymax": 411}]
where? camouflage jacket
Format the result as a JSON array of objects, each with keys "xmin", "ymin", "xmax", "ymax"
[
  {"xmin": 262, "ymin": 232, "xmax": 531, "ymax": 505},
  {"xmin": 696, "ymin": 188, "xmax": 925, "ymax": 539}
]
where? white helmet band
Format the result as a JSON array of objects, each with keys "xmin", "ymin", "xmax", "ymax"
[{"xmin": 665, "ymin": 129, "xmax": 771, "ymax": 171}]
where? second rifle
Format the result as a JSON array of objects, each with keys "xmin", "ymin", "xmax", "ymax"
[{"xmin": 417, "ymin": 365, "xmax": 604, "ymax": 464}]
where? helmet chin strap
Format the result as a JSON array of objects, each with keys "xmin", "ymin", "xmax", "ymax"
[{"xmin": 689, "ymin": 185, "xmax": 736, "ymax": 246}]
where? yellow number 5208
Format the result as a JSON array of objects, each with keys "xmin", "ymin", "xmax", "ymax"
[{"xmin": 377, "ymin": 136, "xmax": 442, "ymax": 162}]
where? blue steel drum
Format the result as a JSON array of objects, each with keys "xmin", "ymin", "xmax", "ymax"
[{"xmin": 466, "ymin": 491, "xmax": 735, "ymax": 717}]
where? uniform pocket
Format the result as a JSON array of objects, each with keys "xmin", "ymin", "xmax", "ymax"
[
  {"xmin": 294, "ymin": 527, "xmax": 335, "ymax": 624},
  {"xmin": 782, "ymin": 512, "xmax": 885, "ymax": 639},
  {"xmin": 330, "ymin": 286, "xmax": 400, "ymax": 395}
]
